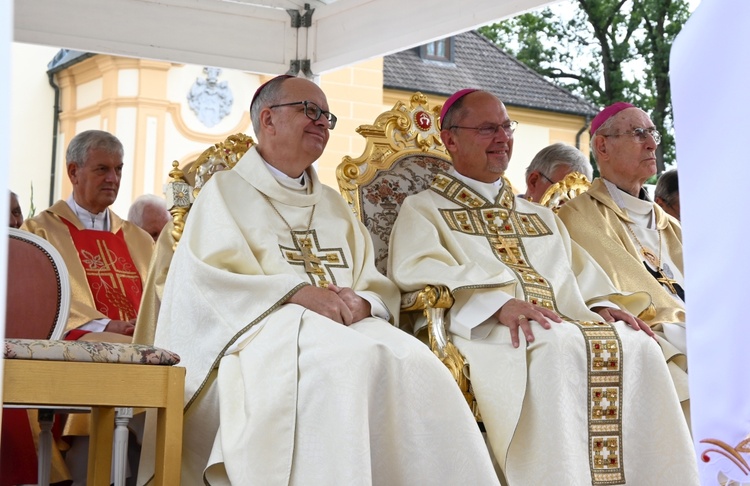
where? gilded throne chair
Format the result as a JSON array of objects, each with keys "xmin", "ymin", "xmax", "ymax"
[
  {"xmin": 337, "ymin": 93, "xmax": 593, "ymax": 422},
  {"xmin": 337, "ymin": 92, "xmax": 480, "ymax": 419},
  {"xmin": 538, "ymin": 171, "xmax": 591, "ymax": 211},
  {"xmin": 133, "ymin": 133, "xmax": 256, "ymax": 346}
]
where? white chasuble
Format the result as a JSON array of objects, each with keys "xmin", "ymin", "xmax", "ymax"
[
  {"xmin": 152, "ymin": 148, "xmax": 499, "ymax": 485},
  {"xmin": 389, "ymin": 171, "xmax": 698, "ymax": 486}
]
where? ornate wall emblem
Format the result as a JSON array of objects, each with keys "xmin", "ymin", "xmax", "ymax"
[{"xmin": 187, "ymin": 67, "xmax": 233, "ymax": 128}]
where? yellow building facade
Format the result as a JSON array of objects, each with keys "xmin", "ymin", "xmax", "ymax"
[{"xmin": 10, "ymin": 44, "xmax": 591, "ymax": 217}]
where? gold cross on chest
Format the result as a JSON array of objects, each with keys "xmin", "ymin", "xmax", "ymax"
[
  {"xmin": 655, "ymin": 269, "xmax": 679, "ymax": 295},
  {"xmin": 494, "ymin": 236, "xmax": 521, "ymax": 265},
  {"xmin": 280, "ymin": 230, "xmax": 348, "ymax": 288},
  {"xmin": 294, "ymin": 238, "xmax": 322, "ymax": 274}
]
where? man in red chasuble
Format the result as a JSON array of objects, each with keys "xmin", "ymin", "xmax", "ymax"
[
  {"xmin": 14, "ymin": 130, "xmax": 153, "ymax": 484},
  {"xmin": 23, "ymin": 129, "xmax": 153, "ymax": 341}
]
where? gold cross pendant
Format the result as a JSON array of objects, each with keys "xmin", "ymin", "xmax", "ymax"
[
  {"xmin": 656, "ymin": 268, "xmax": 679, "ymax": 295},
  {"xmin": 495, "ymin": 237, "xmax": 520, "ymax": 265}
]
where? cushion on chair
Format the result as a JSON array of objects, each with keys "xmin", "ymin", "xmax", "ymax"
[{"xmin": 3, "ymin": 339, "xmax": 180, "ymax": 365}]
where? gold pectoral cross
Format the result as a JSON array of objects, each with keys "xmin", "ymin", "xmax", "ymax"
[
  {"xmin": 280, "ymin": 230, "xmax": 348, "ymax": 288},
  {"xmin": 299, "ymin": 238, "xmax": 324, "ymax": 275},
  {"xmin": 290, "ymin": 237, "xmax": 325, "ymax": 275},
  {"xmin": 495, "ymin": 236, "xmax": 520, "ymax": 265},
  {"xmin": 656, "ymin": 268, "xmax": 679, "ymax": 295}
]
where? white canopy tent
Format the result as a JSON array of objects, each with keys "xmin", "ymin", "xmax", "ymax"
[{"xmin": 13, "ymin": 0, "xmax": 556, "ymax": 76}]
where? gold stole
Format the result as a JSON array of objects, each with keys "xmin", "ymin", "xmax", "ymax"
[
  {"xmin": 430, "ymin": 173, "xmax": 626, "ymax": 484},
  {"xmin": 62, "ymin": 218, "xmax": 143, "ymax": 321}
]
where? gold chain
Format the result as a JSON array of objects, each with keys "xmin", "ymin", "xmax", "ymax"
[
  {"xmin": 622, "ymin": 220, "xmax": 662, "ymax": 270},
  {"xmin": 261, "ymin": 192, "xmax": 316, "ymax": 235}
]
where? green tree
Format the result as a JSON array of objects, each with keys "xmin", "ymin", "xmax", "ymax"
[{"xmin": 479, "ymin": 0, "xmax": 691, "ymax": 173}]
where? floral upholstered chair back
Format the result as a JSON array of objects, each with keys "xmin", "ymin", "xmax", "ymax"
[{"xmin": 337, "ymin": 92, "xmax": 452, "ymax": 275}]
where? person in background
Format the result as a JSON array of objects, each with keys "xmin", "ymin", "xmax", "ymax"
[
  {"xmin": 523, "ymin": 142, "xmax": 593, "ymax": 202},
  {"xmin": 9, "ymin": 190, "xmax": 23, "ymax": 228},
  {"xmin": 128, "ymin": 193, "xmax": 171, "ymax": 242},
  {"xmin": 21, "ymin": 129, "xmax": 153, "ymax": 482},
  {"xmin": 654, "ymin": 169, "xmax": 680, "ymax": 220}
]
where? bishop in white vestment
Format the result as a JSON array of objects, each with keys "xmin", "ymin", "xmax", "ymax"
[
  {"xmin": 153, "ymin": 76, "xmax": 499, "ymax": 485},
  {"xmin": 388, "ymin": 89, "xmax": 698, "ymax": 485}
]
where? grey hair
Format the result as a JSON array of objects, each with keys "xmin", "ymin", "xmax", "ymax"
[
  {"xmin": 590, "ymin": 114, "xmax": 621, "ymax": 164},
  {"xmin": 655, "ymin": 169, "xmax": 679, "ymax": 204},
  {"xmin": 526, "ymin": 142, "xmax": 593, "ymax": 181},
  {"xmin": 66, "ymin": 130, "xmax": 123, "ymax": 167},
  {"xmin": 127, "ymin": 194, "xmax": 168, "ymax": 227},
  {"xmin": 250, "ymin": 77, "xmax": 292, "ymax": 135}
]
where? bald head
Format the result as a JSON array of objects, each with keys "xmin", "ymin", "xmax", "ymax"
[{"xmin": 250, "ymin": 76, "xmax": 334, "ymax": 177}]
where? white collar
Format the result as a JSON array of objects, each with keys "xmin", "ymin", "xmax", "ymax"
[
  {"xmin": 264, "ymin": 161, "xmax": 309, "ymax": 193},
  {"xmin": 66, "ymin": 194, "xmax": 110, "ymax": 231},
  {"xmin": 448, "ymin": 168, "xmax": 504, "ymax": 202},
  {"xmin": 603, "ymin": 179, "xmax": 654, "ymax": 227}
]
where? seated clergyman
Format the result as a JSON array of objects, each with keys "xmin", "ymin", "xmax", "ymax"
[
  {"xmin": 388, "ymin": 88, "xmax": 698, "ymax": 485},
  {"xmin": 150, "ymin": 75, "xmax": 500, "ymax": 485},
  {"xmin": 557, "ymin": 103, "xmax": 689, "ymax": 412}
]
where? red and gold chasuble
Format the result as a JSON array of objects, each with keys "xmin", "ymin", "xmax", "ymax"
[{"xmin": 62, "ymin": 218, "xmax": 143, "ymax": 322}]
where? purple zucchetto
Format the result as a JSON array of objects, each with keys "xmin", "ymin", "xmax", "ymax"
[
  {"xmin": 590, "ymin": 102, "xmax": 635, "ymax": 136},
  {"xmin": 251, "ymin": 74, "xmax": 294, "ymax": 110},
  {"xmin": 439, "ymin": 89, "xmax": 479, "ymax": 130}
]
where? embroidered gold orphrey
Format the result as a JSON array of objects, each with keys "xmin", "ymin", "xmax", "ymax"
[
  {"xmin": 430, "ymin": 173, "xmax": 625, "ymax": 484},
  {"xmin": 279, "ymin": 229, "xmax": 348, "ymax": 288}
]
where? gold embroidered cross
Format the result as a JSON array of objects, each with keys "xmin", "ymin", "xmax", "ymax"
[{"xmin": 280, "ymin": 231, "xmax": 347, "ymax": 288}]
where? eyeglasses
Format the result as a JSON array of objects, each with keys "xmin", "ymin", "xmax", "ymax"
[
  {"xmin": 449, "ymin": 120, "xmax": 518, "ymax": 138},
  {"xmin": 539, "ymin": 172, "xmax": 555, "ymax": 184},
  {"xmin": 601, "ymin": 127, "xmax": 661, "ymax": 145},
  {"xmin": 269, "ymin": 100, "xmax": 337, "ymax": 129}
]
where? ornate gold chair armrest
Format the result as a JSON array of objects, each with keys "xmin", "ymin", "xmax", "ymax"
[{"xmin": 401, "ymin": 285, "xmax": 481, "ymax": 420}]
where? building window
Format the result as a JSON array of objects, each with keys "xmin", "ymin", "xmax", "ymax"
[{"xmin": 420, "ymin": 38, "xmax": 454, "ymax": 62}]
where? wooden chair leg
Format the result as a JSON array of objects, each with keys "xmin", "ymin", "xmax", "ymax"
[
  {"xmin": 88, "ymin": 407, "xmax": 115, "ymax": 486},
  {"xmin": 37, "ymin": 409, "xmax": 54, "ymax": 486},
  {"xmin": 154, "ymin": 370, "xmax": 184, "ymax": 486}
]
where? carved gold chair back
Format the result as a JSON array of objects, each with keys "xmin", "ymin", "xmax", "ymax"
[
  {"xmin": 538, "ymin": 171, "xmax": 591, "ymax": 212},
  {"xmin": 132, "ymin": 133, "xmax": 255, "ymax": 346},
  {"xmin": 337, "ymin": 92, "xmax": 480, "ymax": 420},
  {"xmin": 167, "ymin": 133, "xmax": 256, "ymax": 249},
  {"xmin": 338, "ymin": 92, "xmax": 452, "ymax": 275}
]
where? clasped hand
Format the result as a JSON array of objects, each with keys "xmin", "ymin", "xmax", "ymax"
[
  {"xmin": 288, "ymin": 284, "xmax": 372, "ymax": 326},
  {"xmin": 105, "ymin": 318, "xmax": 136, "ymax": 336}
]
